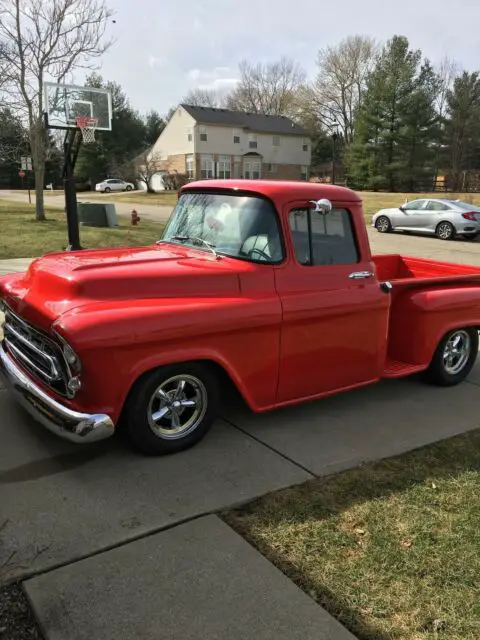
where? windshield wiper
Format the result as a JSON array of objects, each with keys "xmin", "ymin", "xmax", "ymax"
[{"xmin": 165, "ymin": 235, "xmax": 219, "ymax": 259}]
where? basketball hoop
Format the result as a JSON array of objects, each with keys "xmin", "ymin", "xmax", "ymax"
[{"xmin": 75, "ymin": 116, "xmax": 99, "ymax": 144}]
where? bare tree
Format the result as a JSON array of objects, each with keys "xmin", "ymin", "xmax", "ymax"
[
  {"xmin": 0, "ymin": 0, "xmax": 112, "ymax": 221},
  {"xmin": 224, "ymin": 57, "xmax": 306, "ymax": 117},
  {"xmin": 302, "ymin": 35, "xmax": 377, "ymax": 143},
  {"xmin": 182, "ymin": 88, "xmax": 220, "ymax": 108},
  {"xmin": 134, "ymin": 147, "xmax": 162, "ymax": 193},
  {"xmin": 435, "ymin": 56, "xmax": 459, "ymax": 119},
  {"xmin": 432, "ymin": 57, "xmax": 459, "ymax": 186}
]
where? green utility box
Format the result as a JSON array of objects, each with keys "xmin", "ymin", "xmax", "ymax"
[{"xmin": 78, "ymin": 202, "xmax": 118, "ymax": 228}]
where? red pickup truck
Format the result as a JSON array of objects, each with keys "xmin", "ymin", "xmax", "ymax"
[{"xmin": 2, "ymin": 180, "xmax": 480, "ymax": 455}]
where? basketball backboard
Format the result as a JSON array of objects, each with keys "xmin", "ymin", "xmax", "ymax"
[{"xmin": 44, "ymin": 82, "xmax": 112, "ymax": 131}]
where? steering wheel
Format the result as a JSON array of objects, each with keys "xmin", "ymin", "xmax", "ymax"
[{"xmin": 248, "ymin": 247, "xmax": 271, "ymax": 261}]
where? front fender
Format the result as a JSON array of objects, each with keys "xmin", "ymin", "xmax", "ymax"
[{"xmin": 53, "ymin": 295, "xmax": 282, "ymax": 421}]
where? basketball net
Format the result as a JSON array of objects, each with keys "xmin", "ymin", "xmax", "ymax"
[{"xmin": 75, "ymin": 116, "xmax": 99, "ymax": 144}]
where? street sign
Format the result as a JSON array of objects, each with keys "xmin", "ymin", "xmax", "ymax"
[
  {"xmin": 20, "ymin": 156, "xmax": 32, "ymax": 171},
  {"xmin": 18, "ymin": 170, "xmax": 25, "ymax": 178}
]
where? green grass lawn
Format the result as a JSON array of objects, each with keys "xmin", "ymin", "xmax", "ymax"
[
  {"xmin": 0, "ymin": 201, "xmax": 163, "ymax": 260},
  {"xmin": 224, "ymin": 429, "xmax": 480, "ymax": 640}
]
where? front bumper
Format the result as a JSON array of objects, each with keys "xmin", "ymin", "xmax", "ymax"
[{"xmin": 0, "ymin": 345, "xmax": 115, "ymax": 444}]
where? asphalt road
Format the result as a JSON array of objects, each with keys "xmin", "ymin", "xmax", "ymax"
[{"xmin": 0, "ymin": 189, "xmax": 173, "ymax": 224}]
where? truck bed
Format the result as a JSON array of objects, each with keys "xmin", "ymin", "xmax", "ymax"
[{"xmin": 373, "ymin": 254, "xmax": 480, "ymax": 287}]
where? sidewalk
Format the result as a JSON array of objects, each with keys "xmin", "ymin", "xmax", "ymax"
[{"xmin": 0, "ymin": 257, "xmax": 34, "ymax": 276}]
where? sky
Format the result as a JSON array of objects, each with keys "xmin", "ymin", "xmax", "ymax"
[{"xmin": 88, "ymin": 0, "xmax": 480, "ymax": 117}]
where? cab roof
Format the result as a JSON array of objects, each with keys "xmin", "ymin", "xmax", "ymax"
[{"xmin": 181, "ymin": 179, "xmax": 361, "ymax": 205}]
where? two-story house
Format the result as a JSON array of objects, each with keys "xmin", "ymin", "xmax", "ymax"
[{"xmin": 148, "ymin": 104, "xmax": 312, "ymax": 182}]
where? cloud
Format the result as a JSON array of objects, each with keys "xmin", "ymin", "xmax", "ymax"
[
  {"xmin": 187, "ymin": 66, "xmax": 239, "ymax": 92},
  {"xmin": 148, "ymin": 54, "xmax": 164, "ymax": 69}
]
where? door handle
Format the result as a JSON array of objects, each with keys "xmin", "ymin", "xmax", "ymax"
[{"xmin": 349, "ymin": 271, "xmax": 374, "ymax": 280}]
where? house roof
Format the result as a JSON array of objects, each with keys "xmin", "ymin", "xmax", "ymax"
[{"xmin": 180, "ymin": 104, "xmax": 309, "ymax": 136}]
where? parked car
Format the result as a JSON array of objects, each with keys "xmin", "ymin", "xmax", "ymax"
[
  {"xmin": 2, "ymin": 181, "xmax": 480, "ymax": 456},
  {"xmin": 95, "ymin": 178, "xmax": 135, "ymax": 193},
  {"xmin": 372, "ymin": 198, "xmax": 480, "ymax": 240}
]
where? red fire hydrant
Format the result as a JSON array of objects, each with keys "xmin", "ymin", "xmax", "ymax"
[{"xmin": 131, "ymin": 209, "xmax": 140, "ymax": 226}]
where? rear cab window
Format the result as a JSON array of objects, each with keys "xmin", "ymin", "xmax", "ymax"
[{"xmin": 288, "ymin": 207, "xmax": 359, "ymax": 266}]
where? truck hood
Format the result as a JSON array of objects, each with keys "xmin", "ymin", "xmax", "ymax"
[{"xmin": 0, "ymin": 243, "xmax": 243, "ymax": 329}]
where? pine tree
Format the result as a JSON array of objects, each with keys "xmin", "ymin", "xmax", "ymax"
[
  {"xmin": 348, "ymin": 36, "xmax": 439, "ymax": 191},
  {"xmin": 444, "ymin": 72, "xmax": 480, "ymax": 190}
]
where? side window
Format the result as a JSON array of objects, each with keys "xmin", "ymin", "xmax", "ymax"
[
  {"xmin": 425, "ymin": 200, "xmax": 449, "ymax": 211},
  {"xmin": 403, "ymin": 200, "xmax": 425, "ymax": 211},
  {"xmin": 289, "ymin": 208, "xmax": 359, "ymax": 266}
]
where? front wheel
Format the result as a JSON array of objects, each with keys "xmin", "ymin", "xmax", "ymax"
[
  {"xmin": 426, "ymin": 327, "xmax": 478, "ymax": 386},
  {"xmin": 436, "ymin": 221, "xmax": 455, "ymax": 240},
  {"xmin": 124, "ymin": 363, "xmax": 219, "ymax": 455},
  {"xmin": 104, "ymin": 186, "xmax": 111, "ymax": 193},
  {"xmin": 375, "ymin": 216, "xmax": 392, "ymax": 233}
]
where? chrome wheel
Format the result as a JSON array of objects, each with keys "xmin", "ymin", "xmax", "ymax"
[
  {"xmin": 437, "ymin": 222, "xmax": 454, "ymax": 240},
  {"xmin": 443, "ymin": 330, "xmax": 471, "ymax": 375},
  {"xmin": 147, "ymin": 374, "xmax": 208, "ymax": 440},
  {"xmin": 375, "ymin": 216, "xmax": 391, "ymax": 233}
]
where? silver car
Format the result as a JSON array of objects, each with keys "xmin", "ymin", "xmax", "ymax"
[
  {"xmin": 371, "ymin": 198, "xmax": 480, "ymax": 240},
  {"xmin": 95, "ymin": 178, "xmax": 135, "ymax": 193}
]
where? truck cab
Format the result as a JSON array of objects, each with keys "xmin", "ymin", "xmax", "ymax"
[{"xmin": 1, "ymin": 180, "xmax": 480, "ymax": 456}]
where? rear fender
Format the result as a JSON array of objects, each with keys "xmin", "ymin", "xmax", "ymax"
[{"xmin": 388, "ymin": 286, "xmax": 480, "ymax": 365}]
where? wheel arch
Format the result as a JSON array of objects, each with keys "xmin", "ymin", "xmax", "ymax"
[
  {"xmin": 435, "ymin": 219, "xmax": 457, "ymax": 234},
  {"xmin": 116, "ymin": 356, "xmax": 250, "ymax": 429}
]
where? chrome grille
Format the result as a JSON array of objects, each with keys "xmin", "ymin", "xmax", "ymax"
[{"xmin": 2, "ymin": 306, "xmax": 69, "ymax": 397}]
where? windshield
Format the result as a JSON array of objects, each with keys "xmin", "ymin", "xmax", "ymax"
[{"xmin": 160, "ymin": 192, "xmax": 283, "ymax": 263}]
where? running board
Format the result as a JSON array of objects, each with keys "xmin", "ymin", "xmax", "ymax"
[{"xmin": 382, "ymin": 359, "xmax": 427, "ymax": 378}]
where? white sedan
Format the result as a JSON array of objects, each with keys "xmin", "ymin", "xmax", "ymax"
[
  {"xmin": 372, "ymin": 198, "xmax": 480, "ymax": 240},
  {"xmin": 95, "ymin": 179, "xmax": 135, "ymax": 193}
]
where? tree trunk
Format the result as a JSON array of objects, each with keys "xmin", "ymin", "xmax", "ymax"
[
  {"xmin": 34, "ymin": 165, "xmax": 45, "ymax": 220},
  {"xmin": 30, "ymin": 125, "xmax": 46, "ymax": 221}
]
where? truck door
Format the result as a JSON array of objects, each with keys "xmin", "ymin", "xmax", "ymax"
[{"xmin": 275, "ymin": 203, "xmax": 390, "ymax": 404}]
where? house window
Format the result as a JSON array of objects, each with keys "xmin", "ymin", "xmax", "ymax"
[
  {"xmin": 187, "ymin": 128, "xmax": 193, "ymax": 142},
  {"xmin": 301, "ymin": 165, "xmax": 308, "ymax": 180},
  {"xmin": 268, "ymin": 164, "xmax": 277, "ymax": 173},
  {"xmin": 199, "ymin": 126, "xmax": 207, "ymax": 142},
  {"xmin": 218, "ymin": 156, "xmax": 231, "ymax": 179},
  {"xmin": 201, "ymin": 156, "xmax": 214, "ymax": 179},
  {"xmin": 288, "ymin": 208, "xmax": 359, "ymax": 266},
  {"xmin": 248, "ymin": 134, "xmax": 257, "ymax": 149},
  {"xmin": 186, "ymin": 155, "xmax": 194, "ymax": 179},
  {"xmin": 302, "ymin": 138, "xmax": 309, "ymax": 152},
  {"xmin": 233, "ymin": 129, "xmax": 240, "ymax": 144},
  {"xmin": 272, "ymin": 136, "xmax": 281, "ymax": 146},
  {"xmin": 244, "ymin": 161, "xmax": 261, "ymax": 179}
]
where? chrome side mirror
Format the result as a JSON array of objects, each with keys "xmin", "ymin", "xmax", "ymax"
[{"xmin": 309, "ymin": 198, "xmax": 332, "ymax": 214}]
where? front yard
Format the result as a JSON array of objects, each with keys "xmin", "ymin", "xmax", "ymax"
[
  {"xmin": 0, "ymin": 201, "xmax": 163, "ymax": 259},
  {"xmin": 225, "ymin": 429, "xmax": 480, "ymax": 640}
]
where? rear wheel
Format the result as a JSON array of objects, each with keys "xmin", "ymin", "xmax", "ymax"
[
  {"xmin": 375, "ymin": 216, "xmax": 392, "ymax": 233},
  {"xmin": 426, "ymin": 327, "xmax": 478, "ymax": 386},
  {"xmin": 126, "ymin": 185, "xmax": 133, "ymax": 191},
  {"xmin": 436, "ymin": 221, "xmax": 455, "ymax": 240},
  {"xmin": 124, "ymin": 363, "xmax": 219, "ymax": 455}
]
